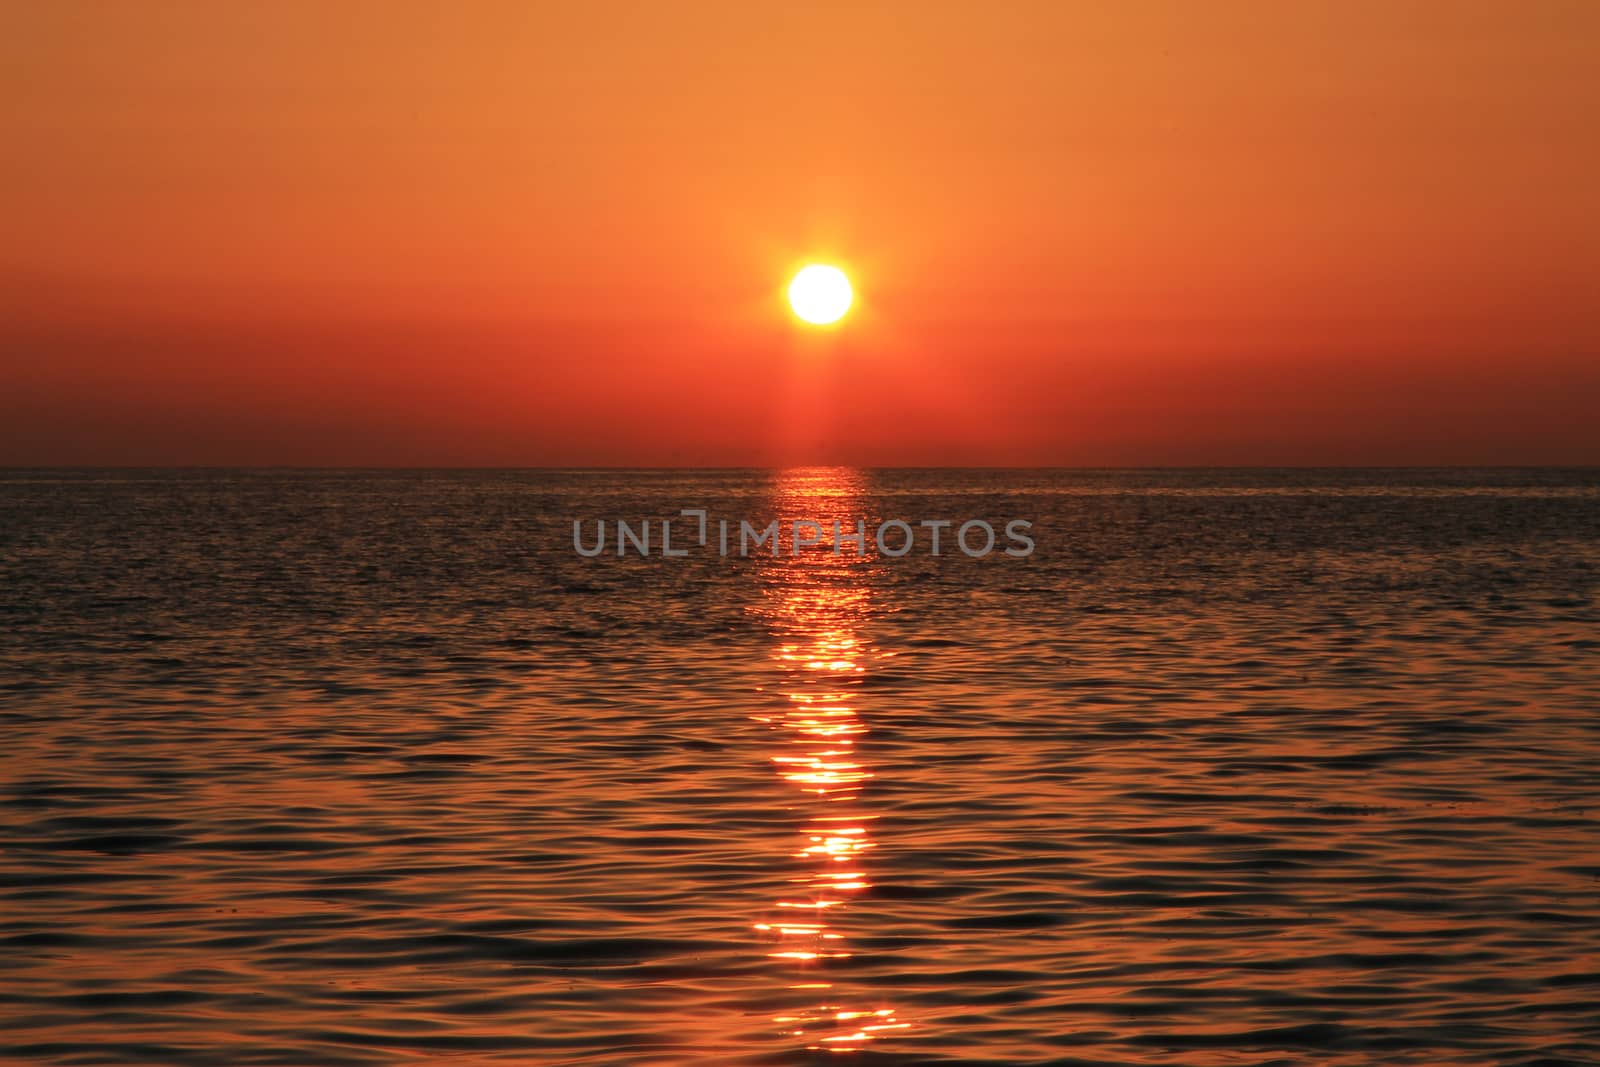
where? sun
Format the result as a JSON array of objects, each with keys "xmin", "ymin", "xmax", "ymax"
[{"xmin": 788, "ymin": 264, "xmax": 853, "ymax": 326}]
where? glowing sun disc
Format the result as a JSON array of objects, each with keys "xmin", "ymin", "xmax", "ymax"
[{"xmin": 788, "ymin": 265, "xmax": 853, "ymax": 325}]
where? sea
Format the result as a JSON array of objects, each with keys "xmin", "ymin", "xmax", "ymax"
[{"xmin": 1, "ymin": 468, "xmax": 1597, "ymax": 1066}]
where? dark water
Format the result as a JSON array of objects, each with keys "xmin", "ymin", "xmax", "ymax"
[{"xmin": 2, "ymin": 468, "xmax": 1598, "ymax": 1066}]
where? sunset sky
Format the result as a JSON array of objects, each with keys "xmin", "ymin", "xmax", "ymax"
[{"xmin": 3, "ymin": 1, "xmax": 1597, "ymax": 466}]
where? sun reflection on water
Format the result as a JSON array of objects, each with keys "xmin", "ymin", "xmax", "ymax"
[{"xmin": 750, "ymin": 468, "xmax": 910, "ymax": 1053}]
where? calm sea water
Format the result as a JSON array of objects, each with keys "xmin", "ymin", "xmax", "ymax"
[{"xmin": 2, "ymin": 468, "xmax": 1598, "ymax": 1066}]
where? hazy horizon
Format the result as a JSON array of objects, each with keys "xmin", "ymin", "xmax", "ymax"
[{"xmin": 6, "ymin": 463, "xmax": 1600, "ymax": 473}]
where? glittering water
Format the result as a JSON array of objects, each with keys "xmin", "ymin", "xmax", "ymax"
[{"xmin": 2, "ymin": 468, "xmax": 1598, "ymax": 1066}]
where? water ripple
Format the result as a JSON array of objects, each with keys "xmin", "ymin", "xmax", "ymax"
[{"xmin": 1, "ymin": 468, "xmax": 1597, "ymax": 1065}]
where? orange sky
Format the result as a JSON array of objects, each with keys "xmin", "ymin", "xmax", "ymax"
[{"xmin": 2, "ymin": 1, "xmax": 1597, "ymax": 465}]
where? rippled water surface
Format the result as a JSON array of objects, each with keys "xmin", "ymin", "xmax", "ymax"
[{"xmin": 2, "ymin": 468, "xmax": 1598, "ymax": 1066}]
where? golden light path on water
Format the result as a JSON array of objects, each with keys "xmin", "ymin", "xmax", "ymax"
[{"xmin": 750, "ymin": 468, "xmax": 911, "ymax": 1054}]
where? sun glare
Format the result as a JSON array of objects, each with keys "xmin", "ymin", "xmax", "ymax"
[{"xmin": 788, "ymin": 265, "xmax": 853, "ymax": 326}]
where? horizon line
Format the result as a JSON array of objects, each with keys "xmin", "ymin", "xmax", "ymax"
[{"xmin": 4, "ymin": 464, "xmax": 1599, "ymax": 473}]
